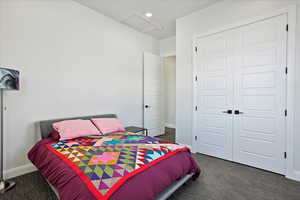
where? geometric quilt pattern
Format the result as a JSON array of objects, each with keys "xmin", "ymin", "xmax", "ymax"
[{"xmin": 47, "ymin": 133, "xmax": 187, "ymax": 199}]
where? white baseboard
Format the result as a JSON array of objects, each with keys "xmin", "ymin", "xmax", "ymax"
[
  {"xmin": 286, "ymin": 170, "xmax": 300, "ymax": 182},
  {"xmin": 165, "ymin": 124, "xmax": 175, "ymax": 129},
  {"xmin": 4, "ymin": 163, "xmax": 37, "ymax": 179}
]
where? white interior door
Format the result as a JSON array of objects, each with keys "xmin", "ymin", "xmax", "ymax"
[
  {"xmin": 144, "ymin": 52, "xmax": 163, "ymax": 137},
  {"xmin": 194, "ymin": 14, "xmax": 287, "ymax": 174},
  {"xmin": 194, "ymin": 31, "xmax": 234, "ymax": 161},
  {"xmin": 233, "ymin": 15, "xmax": 287, "ymax": 174}
]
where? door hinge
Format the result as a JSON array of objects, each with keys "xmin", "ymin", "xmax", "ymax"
[
  {"xmin": 195, "ymin": 75, "xmax": 198, "ymax": 81},
  {"xmin": 195, "ymin": 136, "xmax": 198, "ymax": 141},
  {"xmin": 195, "ymin": 106, "xmax": 198, "ymax": 111},
  {"xmin": 286, "ymin": 24, "xmax": 289, "ymax": 32},
  {"xmin": 285, "ymin": 109, "xmax": 287, "ymax": 117},
  {"xmin": 284, "ymin": 152, "xmax": 287, "ymax": 159},
  {"xmin": 285, "ymin": 67, "xmax": 288, "ymax": 74},
  {"xmin": 195, "ymin": 46, "xmax": 198, "ymax": 52}
]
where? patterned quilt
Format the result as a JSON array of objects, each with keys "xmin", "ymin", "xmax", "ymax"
[{"xmin": 46, "ymin": 132, "xmax": 189, "ymax": 200}]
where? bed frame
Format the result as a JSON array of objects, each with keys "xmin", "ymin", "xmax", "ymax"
[{"xmin": 39, "ymin": 114, "xmax": 194, "ymax": 200}]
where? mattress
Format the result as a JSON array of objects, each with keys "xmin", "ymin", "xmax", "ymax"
[{"xmin": 28, "ymin": 132, "xmax": 200, "ymax": 200}]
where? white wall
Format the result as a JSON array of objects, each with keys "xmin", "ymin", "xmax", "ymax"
[
  {"xmin": 0, "ymin": 0, "xmax": 158, "ymax": 176},
  {"xmin": 176, "ymin": 0, "xmax": 300, "ymax": 180},
  {"xmin": 159, "ymin": 36, "xmax": 176, "ymax": 57},
  {"xmin": 163, "ymin": 56, "xmax": 176, "ymax": 128},
  {"xmin": 160, "ymin": 36, "xmax": 176, "ymax": 129}
]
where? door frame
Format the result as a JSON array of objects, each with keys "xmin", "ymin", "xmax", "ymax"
[
  {"xmin": 161, "ymin": 53, "xmax": 176, "ymax": 130},
  {"xmin": 192, "ymin": 5, "xmax": 297, "ymax": 180}
]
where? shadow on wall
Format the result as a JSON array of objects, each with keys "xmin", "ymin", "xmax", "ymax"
[{"xmin": 163, "ymin": 56, "xmax": 176, "ymax": 129}]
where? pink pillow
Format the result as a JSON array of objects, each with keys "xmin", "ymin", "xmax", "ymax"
[
  {"xmin": 52, "ymin": 120, "xmax": 100, "ymax": 140},
  {"xmin": 91, "ymin": 118, "xmax": 125, "ymax": 134}
]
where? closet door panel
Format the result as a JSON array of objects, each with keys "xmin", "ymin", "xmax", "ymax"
[
  {"xmin": 233, "ymin": 15, "xmax": 287, "ymax": 174},
  {"xmin": 195, "ymin": 32, "xmax": 234, "ymax": 161}
]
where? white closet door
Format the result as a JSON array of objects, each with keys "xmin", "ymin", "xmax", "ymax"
[
  {"xmin": 194, "ymin": 31, "xmax": 234, "ymax": 160},
  {"xmin": 233, "ymin": 15, "xmax": 287, "ymax": 174}
]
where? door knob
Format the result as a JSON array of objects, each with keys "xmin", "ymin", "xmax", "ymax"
[
  {"xmin": 145, "ymin": 105, "xmax": 150, "ymax": 108},
  {"xmin": 234, "ymin": 110, "xmax": 244, "ymax": 115},
  {"xmin": 222, "ymin": 110, "xmax": 232, "ymax": 114}
]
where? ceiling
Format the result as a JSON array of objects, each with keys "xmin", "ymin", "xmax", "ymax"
[{"xmin": 73, "ymin": 0, "xmax": 221, "ymax": 39}]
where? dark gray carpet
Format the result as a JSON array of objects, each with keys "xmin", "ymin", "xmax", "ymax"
[
  {"xmin": 1, "ymin": 131, "xmax": 300, "ymax": 200},
  {"xmin": 168, "ymin": 154, "xmax": 300, "ymax": 200},
  {"xmin": 0, "ymin": 171, "xmax": 56, "ymax": 200}
]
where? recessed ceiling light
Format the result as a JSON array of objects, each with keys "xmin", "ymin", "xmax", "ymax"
[{"xmin": 145, "ymin": 12, "xmax": 153, "ymax": 18}]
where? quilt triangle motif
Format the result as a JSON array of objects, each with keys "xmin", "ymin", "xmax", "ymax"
[{"xmin": 48, "ymin": 133, "xmax": 187, "ymax": 198}]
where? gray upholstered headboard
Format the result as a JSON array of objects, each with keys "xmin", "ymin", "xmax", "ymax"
[{"xmin": 39, "ymin": 114, "xmax": 117, "ymax": 139}]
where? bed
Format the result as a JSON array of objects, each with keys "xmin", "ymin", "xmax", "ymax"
[{"xmin": 28, "ymin": 114, "xmax": 200, "ymax": 200}]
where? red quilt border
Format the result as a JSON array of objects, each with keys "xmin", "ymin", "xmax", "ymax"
[{"xmin": 46, "ymin": 143, "xmax": 189, "ymax": 200}]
